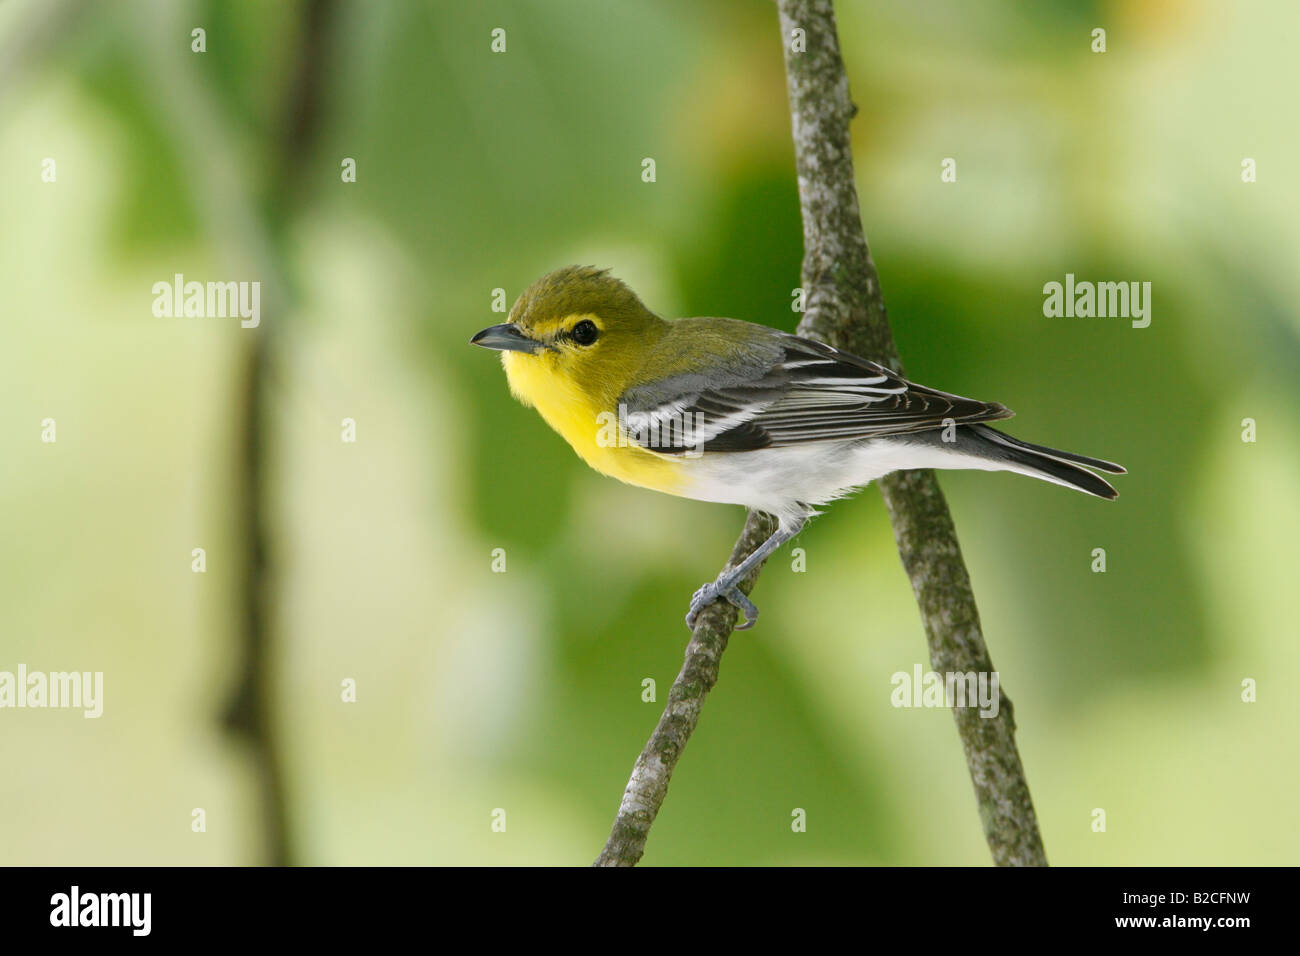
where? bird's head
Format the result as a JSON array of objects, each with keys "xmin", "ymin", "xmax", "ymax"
[{"xmin": 470, "ymin": 266, "xmax": 666, "ymax": 409}]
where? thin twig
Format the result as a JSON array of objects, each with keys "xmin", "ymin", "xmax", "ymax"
[
  {"xmin": 139, "ymin": 0, "xmax": 338, "ymax": 865},
  {"xmin": 223, "ymin": 0, "xmax": 340, "ymax": 867},
  {"xmin": 594, "ymin": 512, "xmax": 775, "ymax": 867}
]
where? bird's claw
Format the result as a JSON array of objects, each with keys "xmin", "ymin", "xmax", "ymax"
[{"xmin": 685, "ymin": 579, "xmax": 759, "ymax": 631}]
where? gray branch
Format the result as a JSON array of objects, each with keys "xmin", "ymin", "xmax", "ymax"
[
  {"xmin": 596, "ymin": 0, "xmax": 1046, "ymax": 867},
  {"xmin": 594, "ymin": 511, "xmax": 776, "ymax": 867},
  {"xmin": 779, "ymin": 0, "xmax": 1046, "ymax": 866}
]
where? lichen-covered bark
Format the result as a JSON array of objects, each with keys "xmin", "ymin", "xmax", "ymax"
[
  {"xmin": 596, "ymin": 0, "xmax": 1046, "ymax": 869},
  {"xmin": 594, "ymin": 512, "xmax": 776, "ymax": 867},
  {"xmin": 778, "ymin": 0, "xmax": 1046, "ymax": 867}
]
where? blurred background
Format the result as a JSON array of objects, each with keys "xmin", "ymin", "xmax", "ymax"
[{"xmin": 2, "ymin": 0, "xmax": 1296, "ymax": 865}]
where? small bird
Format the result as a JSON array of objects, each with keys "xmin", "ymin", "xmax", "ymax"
[{"xmin": 472, "ymin": 266, "xmax": 1125, "ymax": 630}]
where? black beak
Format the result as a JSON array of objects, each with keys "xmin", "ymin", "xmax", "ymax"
[{"xmin": 470, "ymin": 323, "xmax": 543, "ymax": 354}]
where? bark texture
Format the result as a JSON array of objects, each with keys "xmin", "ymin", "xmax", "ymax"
[
  {"xmin": 594, "ymin": 511, "xmax": 776, "ymax": 867},
  {"xmin": 596, "ymin": 0, "xmax": 1047, "ymax": 867},
  {"xmin": 778, "ymin": 0, "xmax": 1046, "ymax": 867}
]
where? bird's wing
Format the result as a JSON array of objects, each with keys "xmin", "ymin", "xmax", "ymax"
[{"xmin": 618, "ymin": 331, "xmax": 1013, "ymax": 454}]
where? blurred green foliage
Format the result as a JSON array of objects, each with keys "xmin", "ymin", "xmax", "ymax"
[{"xmin": 1, "ymin": 0, "xmax": 1296, "ymax": 865}]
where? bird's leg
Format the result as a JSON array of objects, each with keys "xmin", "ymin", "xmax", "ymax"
[{"xmin": 685, "ymin": 516, "xmax": 807, "ymax": 630}]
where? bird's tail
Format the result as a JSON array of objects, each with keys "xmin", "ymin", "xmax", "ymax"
[{"xmin": 964, "ymin": 424, "xmax": 1126, "ymax": 500}]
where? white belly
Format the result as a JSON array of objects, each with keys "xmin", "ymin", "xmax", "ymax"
[{"xmin": 672, "ymin": 438, "xmax": 1006, "ymax": 527}]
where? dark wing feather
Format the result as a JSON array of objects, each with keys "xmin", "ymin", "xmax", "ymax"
[{"xmin": 619, "ymin": 333, "xmax": 1012, "ymax": 454}]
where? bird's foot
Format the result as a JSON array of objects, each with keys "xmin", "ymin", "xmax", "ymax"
[{"xmin": 685, "ymin": 578, "xmax": 759, "ymax": 631}]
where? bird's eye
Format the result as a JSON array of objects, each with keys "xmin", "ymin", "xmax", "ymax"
[{"xmin": 570, "ymin": 320, "xmax": 599, "ymax": 346}]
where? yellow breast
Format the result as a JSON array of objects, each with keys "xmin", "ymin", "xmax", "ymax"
[{"xmin": 502, "ymin": 351, "xmax": 687, "ymax": 495}]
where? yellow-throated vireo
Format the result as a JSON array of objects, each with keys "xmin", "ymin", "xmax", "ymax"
[{"xmin": 472, "ymin": 266, "xmax": 1125, "ymax": 629}]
